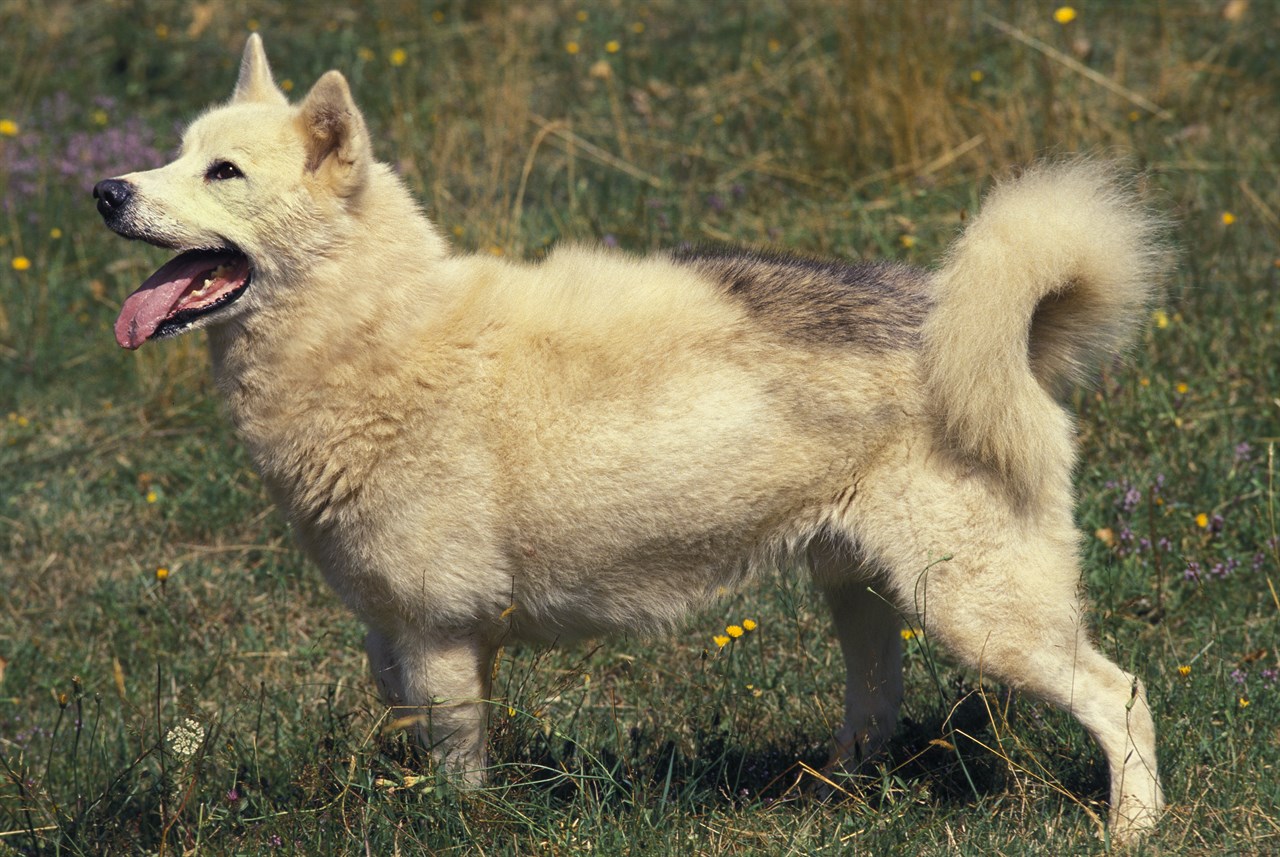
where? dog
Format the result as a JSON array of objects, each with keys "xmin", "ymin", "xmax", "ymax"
[{"xmin": 94, "ymin": 34, "xmax": 1166, "ymax": 840}]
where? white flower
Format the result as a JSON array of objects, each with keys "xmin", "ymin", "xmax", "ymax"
[{"xmin": 166, "ymin": 717, "xmax": 204, "ymax": 758}]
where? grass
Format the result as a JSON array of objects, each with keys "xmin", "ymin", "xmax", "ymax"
[{"xmin": 1, "ymin": 0, "xmax": 1278, "ymax": 853}]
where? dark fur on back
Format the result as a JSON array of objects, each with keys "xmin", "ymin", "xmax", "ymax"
[{"xmin": 671, "ymin": 247, "xmax": 931, "ymax": 351}]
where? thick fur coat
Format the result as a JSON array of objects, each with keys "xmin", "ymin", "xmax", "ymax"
[{"xmin": 94, "ymin": 35, "xmax": 1166, "ymax": 841}]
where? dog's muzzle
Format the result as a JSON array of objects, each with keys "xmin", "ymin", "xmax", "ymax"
[{"xmin": 93, "ymin": 179, "xmax": 133, "ymax": 221}]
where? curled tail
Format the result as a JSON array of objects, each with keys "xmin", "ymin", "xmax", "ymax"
[{"xmin": 922, "ymin": 161, "xmax": 1168, "ymax": 502}]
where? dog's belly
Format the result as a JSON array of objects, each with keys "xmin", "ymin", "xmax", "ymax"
[{"xmin": 491, "ymin": 376, "xmax": 889, "ymax": 641}]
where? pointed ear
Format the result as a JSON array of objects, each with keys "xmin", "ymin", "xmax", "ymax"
[
  {"xmin": 298, "ymin": 70, "xmax": 371, "ymax": 197},
  {"xmin": 233, "ymin": 33, "xmax": 287, "ymax": 106}
]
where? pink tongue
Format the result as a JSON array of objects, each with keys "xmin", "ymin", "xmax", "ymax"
[{"xmin": 114, "ymin": 250, "xmax": 240, "ymax": 349}]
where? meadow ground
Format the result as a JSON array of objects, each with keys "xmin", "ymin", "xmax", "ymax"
[{"xmin": 1, "ymin": 1, "xmax": 1278, "ymax": 854}]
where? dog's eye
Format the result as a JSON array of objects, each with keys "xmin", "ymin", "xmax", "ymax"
[{"xmin": 206, "ymin": 161, "xmax": 244, "ymax": 181}]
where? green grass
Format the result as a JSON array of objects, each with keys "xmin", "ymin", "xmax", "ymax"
[{"xmin": 2, "ymin": 1, "xmax": 1278, "ymax": 854}]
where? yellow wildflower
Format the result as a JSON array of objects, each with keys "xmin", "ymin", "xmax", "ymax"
[
  {"xmin": 146, "ymin": 490, "xmax": 158, "ymax": 503},
  {"xmin": 156, "ymin": 567, "xmax": 169, "ymax": 581},
  {"xmin": 1152, "ymin": 309, "xmax": 1169, "ymax": 328},
  {"xmin": 713, "ymin": 634, "xmax": 730, "ymax": 648},
  {"xmin": 899, "ymin": 235, "xmax": 916, "ymax": 249},
  {"xmin": 1177, "ymin": 665, "xmax": 1191, "ymax": 677},
  {"xmin": 900, "ymin": 628, "xmax": 916, "ymax": 641},
  {"xmin": 741, "ymin": 619, "xmax": 757, "ymax": 632},
  {"xmin": 1239, "ymin": 697, "xmax": 1250, "ymax": 708},
  {"xmin": 605, "ymin": 40, "xmax": 620, "ymax": 54},
  {"xmin": 970, "ymin": 69, "xmax": 984, "ymax": 83},
  {"xmin": 1053, "ymin": 7, "xmax": 1077, "ymax": 24},
  {"xmin": 0, "ymin": 119, "xmax": 18, "ymax": 136},
  {"xmin": 389, "ymin": 48, "xmax": 407, "ymax": 66},
  {"xmin": 12, "ymin": 256, "xmax": 31, "ymax": 271},
  {"xmin": 1195, "ymin": 513, "xmax": 1209, "ymax": 528},
  {"xmin": 576, "ymin": 10, "xmax": 588, "ymax": 22},
  {"xmin": 50, "ymin": 228, "xmax": 62, "ymax": 239},
  {"xmin": 565, "ymin": 41, "xmax": 580, "ymax": 55},
  {"xmin": 726, "ymin": 624, "xmax": 744, "ymax": 638},
  {"xmin": 631, "ymin": 22, "xmax": 645, "ymax": 35},
  {"xmin": 281, "ymin": 79, "xmax": 294, "ymax": 92},
  {"xmin": 1175, "ymin": 381, "xmax": 1189, "ymax": 394},
  {"xmin": 93, "ymin": 109, "xmax": 109, "ymax": 126},
  {"xmin": 1221, "ymin": 212, "xmax": 1236, "ymax": 226}
]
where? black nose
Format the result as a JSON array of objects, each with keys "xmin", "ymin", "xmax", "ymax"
[{"xmin": 93, "ymin": 179, "xmax": 133, "ymax": 218}]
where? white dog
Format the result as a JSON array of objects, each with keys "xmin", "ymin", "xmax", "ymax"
[{"xmin": 95, "ymin": 35, "xmax": 1165, "ymax": 840}]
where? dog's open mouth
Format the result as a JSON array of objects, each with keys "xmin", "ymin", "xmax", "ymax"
[{"xmin": 114, "ymin": 249, "xmax": 252, "ymax": 349}]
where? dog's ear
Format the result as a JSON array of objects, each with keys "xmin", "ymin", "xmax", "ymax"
[
  {"xmin": 298, "ymin": 70, "xmax": 371, "ymax": 197},
  {"xmin": 233, "ymin": 33, "xmax": 288, "ymax": 106}
]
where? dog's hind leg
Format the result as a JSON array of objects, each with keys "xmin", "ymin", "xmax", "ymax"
[
  {"xmin": 845, "ymin": 458, "xmax": 1163, "ymax": 841},
  {"xmin": 809, "ymin": 539, "xmax": 903, "ymax": 776}
]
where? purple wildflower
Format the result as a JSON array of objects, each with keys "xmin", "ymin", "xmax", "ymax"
[
  {"xmin": 1122, "ymin": 485, "xmax": 1142, "ymax": 513},
  {"xmin": 0, "ymin": 91, "xmax": 166, "ymax": 212}
]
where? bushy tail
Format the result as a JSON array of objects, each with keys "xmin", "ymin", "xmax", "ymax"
[{"xmin": 922, "ymin": 160, "xmax": 1168, "ymax": 502}]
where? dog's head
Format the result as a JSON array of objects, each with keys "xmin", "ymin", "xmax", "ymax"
[{"xmin": 96, "ymin": 35, "xmax": 373, "ymax": 349}]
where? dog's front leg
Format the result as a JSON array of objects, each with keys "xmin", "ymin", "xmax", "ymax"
[
  {"xmin": 365, "ymin": 628, "xmax": 407, "ymax": 704},
  {"xmin": 371, "ymin": 628, "xmax": 497, "ymax": 785}
]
